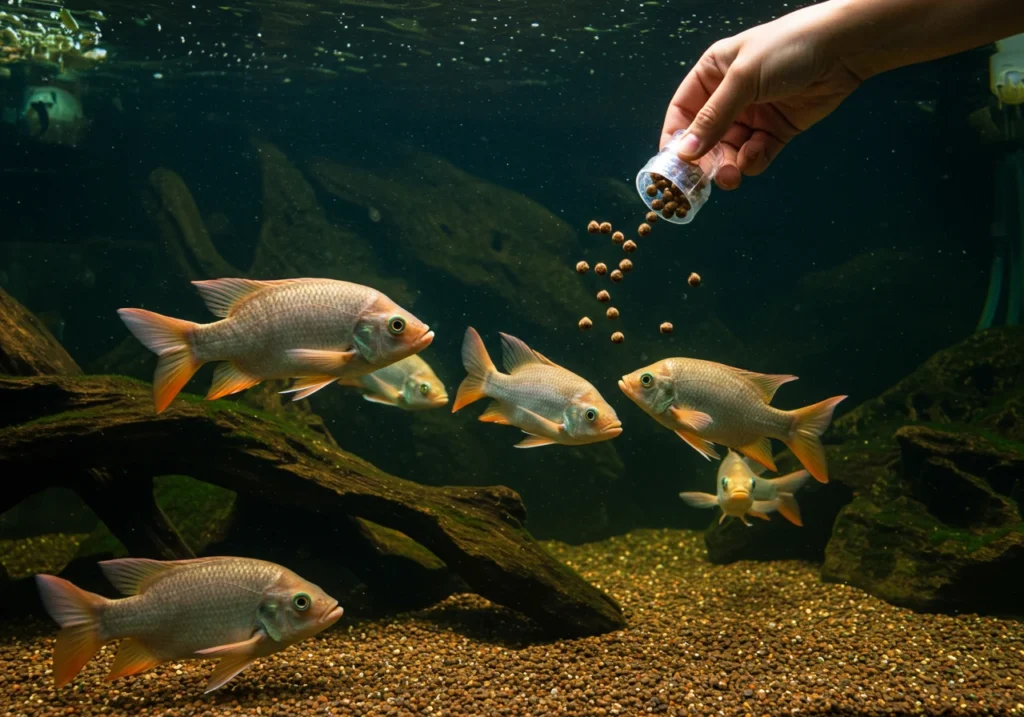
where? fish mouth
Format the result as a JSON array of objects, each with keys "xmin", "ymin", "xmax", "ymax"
[
  {"xmin": 431, "ymin": 394, "xmax": 450, "ymax": 407},
  {"xmin": 725, "ymin": 491, "xmax": 751, "ymax": 504},
  {"xmin": 617, "ymin": 379, "xmax": 634, "ymax": 399},
  {"xmin": 603, "ymin": 420, "xmax": 623, "ymax": 438},
  {"xmin": 320, "ymin": 600, "xmax": 344, "ymax": 625},
  {"xmin": 412, "ymin": 328, "xmax": 435, "ymax": 352}
]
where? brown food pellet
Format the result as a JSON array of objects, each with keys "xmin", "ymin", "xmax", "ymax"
[
  {"xmin": 645, "ymin": 211, "xmax": 658, "ymax": 224},
  {"xmin": 622, "ymin": 240, "xmax": 637, "ymax": 253},
  {"xmin": 675, "ymin": 207, "xmax": 688, "ymax": 219},
  {"xmin": 661, "ymin": 206, "xmax": 674, "ymax": 219},
  {"xmin": 605, "ymin": 307, "xmax": 619, "ymax": 320},
  {"xmin": 678, "ymin": 196, "xmax": 691, "ymax": 210},
  {"xmin": 660, "ymin": 321, "xmax": 673, "ymax": 334},
  {"xmin": 596, "ymin": 289, "xmax": 610, "ymax": 302},
  {"xmin": 638, "ymin": 223, "xmax": 652, "ymax": 237},
  {"xmin": 579, "ymin": 316, "xmax": 593, "ymax": 331},
  {"xmin": 610, "ymin": 331, "xmax": 624, "ymax": 344},
  {"xmin": 655, "ymin": 179, "xmax": 669, "ymax": 190},
  {"xmin": 663, "ymin": 201, "xmax": 678, "ymax": 214},
  {"xmin": 599, "ymin": 222, "xmax": 612, "ymax": 234},
  {"xmin": 594, "ymin": 262, "xmax": 608, "ymax": 276},
  {"xmin": 618, "ymin": 259, "xmax": 633, "ymax": 273},
  {"xmin": 609, "ymin": 269, "xmax": 623, "ymax": 283},
  {"xmin": 644, "ymin": 184, "xmax": 658, "ymax": 197},
  {"xmin": 651, "ymin": 172, "xmax": 664, "ymax": 181},
  {"xmin": 587, "ymin": 220, "xmax": 600, "ymax": 234},
  {"xmin": 688, "ymin": 272, "xmax": 702, "ymax": 288},
  {"xmin": 651, "ymin": 199, "xmax": 664, "ymax": 211},
  {"xmin": 611, "ymin": 231, "xmax": 624, "ymax": 244},
  {"xmin": 575, "ymin": 261, "xmax": 590, "ymax": 274}
]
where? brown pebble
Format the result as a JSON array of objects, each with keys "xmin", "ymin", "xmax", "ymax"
[
  {"xmin": 659, "ymin": 321, "xmax": 673, "ymax": 334},
  {"xmin": 622, "ymin": 240, "xmax": 637, "ymax": 253},
  {"xmin": 638, "ymin": 223, "xmax": 651, "ymax": 237},
  {"xmin": 575, "ymin": 261, "xmax": 590, "ymax": 274},
  {"xmin": 599, "ymin": 222, "xmax": 612, "ymax": 234},
  {"xmin": 618, "ymin": 259, "xmax": 633, "ymax": 273},
  {"xmin": 579, "ymin": 317, "xmax": 593, "ymax": 331},
  {"xmin": 646, "ymin": 211, "xmax": 659, "ymax": 224},
  {"xmin": 606, "ymin": 307, "xmax": 619, "ymax": 320},
  {"xmin": 645, "ymin": 184, "xmax": 658, "ymax": 197},
  {"xmin": 610, "ymin": 331, "xmax": 624, "ymax": 344},
  {"xmin": 594, "ymin": 262, "xmax": 607, "ymax": 276},
  {"xmin": 651, "ymin": 199, "xmax": 664, "ymax": 211},
  {"xmin": 596, "ymin": 290, "xmax": 610, "ymax": 302},
  {"xmin": 688, "ymin": 272, "xmax": 701, "ymax": 288},
  {"xmin": 610, "ymin": 270, "xmax": 624, "ymax": 283},
  {"xmin": 587, "ymin": 220, "xmax": 600, "ymax": 234},
  {"xmin": 611, "ymin": 231, "xmax": 624, "ymax": 244}
]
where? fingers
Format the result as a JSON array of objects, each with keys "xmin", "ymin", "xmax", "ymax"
[
  {"xmin": 676, "ymin": 64, "xmax": 756, "ymax": 161},
  {"xmin": 736, "ymin": 129, "xmax": 789, "ymax": 176}
]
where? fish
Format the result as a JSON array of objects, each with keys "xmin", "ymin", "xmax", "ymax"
[
  {"xmin": 452, "ymin": 327, "xmax": 623, "ymax": 448},
  {"xmin": 34, "ymin": 556, "xmax": 343, "ymax": 693},
  {"xmin": 118, "ymin": 277, "xmax": 434, "ymax": 413},
  {"xmin": 619, "ymin": 358, "xmax": 846, "ymax": 482},
  {"xmin": 679, "ymin": 450, "xmax": 809, "ymax": 526},
  {"xmin": 335, "ymin": 353, "xmax": 449, "ymax": 410}
]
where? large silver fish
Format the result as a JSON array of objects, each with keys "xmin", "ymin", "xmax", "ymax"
[
  {"xmin": 619, "ymin": 357, "xmax": 845, "ymax": 482},
  {"xmin": 452, "ymin": 327, "xmax": 622, "ymax": 447},
  {"xmin": 118, "ymin": 277, "xmax": 434, "ymax": 413},
  {"xmin": 35, "ymin": 556, "xmax": 343, "ymax": 693}
]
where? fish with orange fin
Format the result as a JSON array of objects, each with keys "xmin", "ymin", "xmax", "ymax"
[
  {"xmin": 452, "ymin": 327, "xmax": 623, "ymax": 447},
  {"xmin": 619, "ymin": 357, "xmax": 845, "ymax": 482},
  {"xmin": 118, "ymin": 277, "xmax": 434, "ymax": 413},
  {"xmin": 34, "ymin": 556, "xmax": 343, "ymax": 693},
  {"xmin": 679, "ymin": 450, "xmax": 809, "ymax": 526}
]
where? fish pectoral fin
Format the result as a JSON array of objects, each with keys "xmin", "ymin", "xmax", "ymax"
[
  {"xmin": 718, "ymin": 513, "xmax": 728, "ymax": 525},
  {"xmin": 286, "ymin": 348, "xmax": 359, "ymax": 373},
  {"xmin": 516, "ymin": 406, "xmax": 566, "ymax": 438},
  {"xmin": 279, "ymin": 375, "xmax": 338, "ymax": 402},
  {"xmin": 106, "ymin": 638, "xmax": 162, "ymax": 681},
  {"xmin": 515, "ymin": 434, "xmax": 558, "ymax": 448},
  {"xmin": 362, "ymin": 393, "xmax": 399, "ymax": 407},
  {"xmin": 207, "ymin": 362, "xmax": 261, "ymax": 401},
  {"xmin": 479, "ymin": 401, "xmax": 511, "ymax": 425},
  {"xmin": 747, "ymin": 508, "xmax": 773, "ymax": 521},
  {"xmin": 678, "ymin": 492, "xmax": 719, "ymax": 509},
  {"xmin": 674, "ymin": 430, "xmax": 721, "ymax": 460},
  {"xmin": 736, "ymin": 437, "xmax": 777, "ymax": 473},
  {"xmin": 668, "ymin": 406, "xmax": 714, "ymax": 432},
  {"xmin": 194, "ymin": 632, "xmax": 266, "ymax": 658}
]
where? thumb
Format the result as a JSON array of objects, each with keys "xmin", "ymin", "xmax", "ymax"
[{"xmin": 677, "ymin": 68, "xmax": 754, "ymax": 160}]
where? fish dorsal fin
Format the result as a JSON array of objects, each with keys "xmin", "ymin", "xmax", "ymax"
[
  {"xmin": 192, "ymin": 278, "xmax": 278, "ymax": 318},
  {"xmin": 99, "ymin": 558, "xmax": 177, "ymax": 596},
  {"xmin": 499, "ymin": 332, "xmax": 552, "ymax": 372},
  {"xmin": 531, "ymin": 349, "xmax": 561, "ymax": 368},
  {"xmin": 725, "ymin": 367, "xmax": 798, "ymax": 403}
]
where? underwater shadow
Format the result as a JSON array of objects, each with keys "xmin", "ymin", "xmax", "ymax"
[{"xmin": 411, "ymin": 594, "xmax": 562, "ymax": 649}]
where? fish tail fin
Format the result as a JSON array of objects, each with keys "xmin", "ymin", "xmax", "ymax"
[
  {"xmin": 117, "ymin": 308, "xmax": 203, "ymax": 413},
  {"xmin": 35, "ymin": 574, "xmax": 108, "ymax": 688},
  {"xmin": 776, "ymin": 494, "xmax": 803, "ymax": 527},
  {"xmin": 783, "ymin": 395, "xmax": 847, "ymax": 483},
  {"xmin": 452, "ymin": 327, "xmax": 496, "ymax": 412}
]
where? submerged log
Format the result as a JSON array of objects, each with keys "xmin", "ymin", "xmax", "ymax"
[
  {"xmin": 0, "ymin": 288, "xmax": 81, "ymax": 378},
  {"xmin": 0, "ymin": 373, "xmax": 625, "ymax": 636}
]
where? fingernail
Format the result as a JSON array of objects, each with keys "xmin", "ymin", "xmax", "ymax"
[{"xmin": 677, "ymin": 132, "xmax": 701, "ymax": 158}]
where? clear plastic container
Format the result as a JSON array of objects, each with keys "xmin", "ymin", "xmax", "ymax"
[{"xmin": 635, "ymin": 130, "xmax": 724, "ymax": 225}]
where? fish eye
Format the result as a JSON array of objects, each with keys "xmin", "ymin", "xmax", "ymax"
[
  {"xmin": 388, "ymin": 316, "xmax": 406, "ymax": 335},
  {"xmin": 721, "ymin": 477, "xmax": 728, "ymax": 490},
  {"xmin": 640, "ymin": 372, "xmax": 654, "ymax": 388},
  {"xmin": 585, "ymin": 408, "xmax": 598, "ymax": 423},
  {"xmin": 419, "ymin": 382, "xmax": 430, "ymax": 395},
  {"xmin": 293, "ymin": 593, "xmax": 311, "ymax": 611},
  {"xmin": 750, "ymin": 478, "xmax": 756, "ymax": 489}
]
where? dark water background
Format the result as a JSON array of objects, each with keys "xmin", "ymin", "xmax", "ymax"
[{"xmin": 0, "ymin": 0, "xmax": 1000, "ymax": 546}]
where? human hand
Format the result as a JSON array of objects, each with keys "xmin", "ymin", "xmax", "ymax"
[{"xmin": 661, "ymin": 0, "xmax": 864, "ymax": 190}]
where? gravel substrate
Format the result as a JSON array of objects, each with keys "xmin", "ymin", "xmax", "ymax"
[{"xmin": 2, "ymin": 528, "xmax": 1023, "ymax": 716}]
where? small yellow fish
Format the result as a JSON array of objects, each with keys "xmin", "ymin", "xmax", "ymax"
[
  {"xmin": 35, "ymin": 557, "xmax": 343, "ymax": 693},
  {"xmin": 118, "ymin": 277, "xmax": 433, "ymax": 413},
  {"xmin": 453, "ymin": 327, "xmax": 623, "ymax": 447},
  {"xmin": 333, "ymin": 354, "xmax": 448, "ymax": 410},
  {"xmin": 679, "ymin": 450, "xmax": 808, "ymax": 526},
  {"xmin": 619, "ymin": 358, "xmax": 845, "ymax": 482}
]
